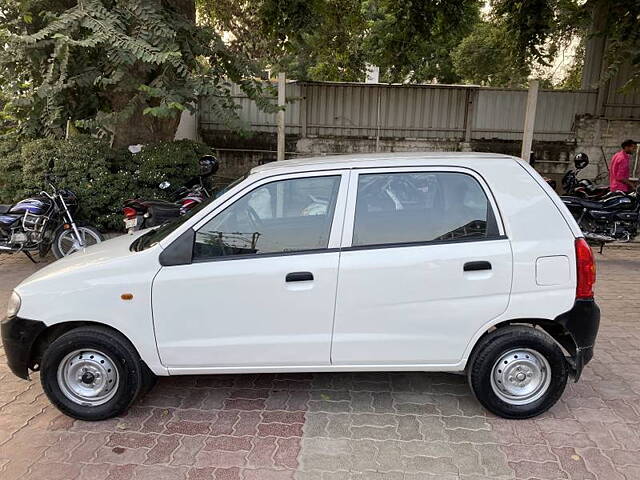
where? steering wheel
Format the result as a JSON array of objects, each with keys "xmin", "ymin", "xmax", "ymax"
[{"xmin": 246, "ymin": 206, "xmax": 264, "ymax": 231}]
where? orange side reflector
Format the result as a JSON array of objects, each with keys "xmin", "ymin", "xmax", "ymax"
[{"xmin": 121, "ymin": 293, "xmax": 134, "ymax": 301}]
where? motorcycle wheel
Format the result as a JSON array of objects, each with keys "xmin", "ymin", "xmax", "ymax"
[{"xmin": 52, "ymin": 225, "xmax": 104, "ymax": 259}]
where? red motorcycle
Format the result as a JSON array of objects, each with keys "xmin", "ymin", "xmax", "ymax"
[{"xmin": 122, "ymin": 156, "xmax": 218, "ymax": 233}]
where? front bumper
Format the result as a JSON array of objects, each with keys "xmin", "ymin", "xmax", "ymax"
[
  {"xmin": 1, "ymin": 316, "xmax": 47, "ymax": 380},
  {"xmin": 552, "ymin": 299, "xmax": 600, "ymax": 380}
]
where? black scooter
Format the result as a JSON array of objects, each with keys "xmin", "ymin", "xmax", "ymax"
[{"xmin": 122, "ymin": 155, "xmax": 218, "ymax": 233}]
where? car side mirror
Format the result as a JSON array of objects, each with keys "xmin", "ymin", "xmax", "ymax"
[{"xmin": 159, "ymin": 181, "xmax": 171, "ymax": 190}]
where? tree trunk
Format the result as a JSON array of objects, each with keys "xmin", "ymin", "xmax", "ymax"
[
  {"xmin": 111, "ymin": 108, "xmax": 181, "ymax": 148},
  {"xmin": 110, "ymin": 0, "xmax": 195, "ymax": 147}
]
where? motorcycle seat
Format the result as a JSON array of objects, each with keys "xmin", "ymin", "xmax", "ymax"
[
  {"xmin": 563, "ymin": 195, "xmax": 633, "ymax": 210},
  {"xmin": 0, "ymin": 205, "xmax": 12, "ymax": 214},
  {"xmin": 148, "ymin": 202, "xmax": 181, "ymax": 214}
]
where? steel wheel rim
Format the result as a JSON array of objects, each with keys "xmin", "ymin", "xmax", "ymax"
[
  {"xmin": 56, "ymin": 349, "xmax": 119, "ymax": 406},
  {"xmin": 490, "ymin": 348, "xmax": 551, "ymax": 406},
  {"xmin": 57, "ymin": 228, "xmax": 101, "ymax": 256}
]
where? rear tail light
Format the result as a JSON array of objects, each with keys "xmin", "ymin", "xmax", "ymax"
[
  {"xmin": 123, "ymin": 207, "xmax": 138, "ymax": 219},
  {"xmin": 575, "ymin": 238, "xmax": 596, "ymax": 299},
  {"xmin": 181, "ymin": 199, "xmax": 197, "ymax": 209}
]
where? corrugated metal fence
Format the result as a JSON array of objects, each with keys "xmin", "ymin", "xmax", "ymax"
[{"xmin": 200, "ymin": 81, "xmax": 636, "ymax": 142}]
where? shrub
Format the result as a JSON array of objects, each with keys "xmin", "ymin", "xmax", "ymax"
[
  {"xmin": 19, "ymin": 137, "xmax": 129, "ymax": 231},
  {"xmin": 0, "ymin": 137, "xmax": 213, "ymax": 231},
  {"xmin": 0, "ymin": 139, "xmax": 22, "ymax": 202},
  {"xmin": 133, "ymin": 139, "xmax": 214, "ymax": 196}
]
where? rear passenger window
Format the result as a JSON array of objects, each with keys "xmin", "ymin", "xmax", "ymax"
[{"xmin": 352, "ymin": 172, "xmax": 498, "ymax": 247}]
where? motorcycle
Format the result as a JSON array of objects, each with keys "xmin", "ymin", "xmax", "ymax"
[
  {"xmin": 562, "ymin": 153, "xmax": 609, "ymax": 198},
  {"xmin": 0, "ymin": 176, "xmax": 103, "ymax": 260},
  {"xmin": 562, "ymin": 185, "xmax": 640, "ymax": 250},
  {"xmin": 122, "ymin": 155, "xmax": 218, "ymax": 233}
]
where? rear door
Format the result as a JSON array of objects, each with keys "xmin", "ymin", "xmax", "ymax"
[{"xmin": 331, "ymin": 167, "xmax": 513, "ymax": 366}]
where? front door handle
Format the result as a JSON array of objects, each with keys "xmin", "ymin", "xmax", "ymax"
[
  {"xmin": 286, "ymin": 271, "xmax": 314, "ymax": 282},
  {"xmin": 464, "ymin": 261, "xmax": 492, "ymax": 272}
]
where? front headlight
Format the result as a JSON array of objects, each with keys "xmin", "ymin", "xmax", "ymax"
[{"xmin": 6, "ymin": 291, "xmax": 21, "ymax": 319}]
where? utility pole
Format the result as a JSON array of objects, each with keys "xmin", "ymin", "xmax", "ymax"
[
  {"xmin": 521, "ymin": 80, "xmax": 539, "ymax": 162},
  {"xmin": 277, "ymin": 72, "xmax": 286, "ymax": 161}
]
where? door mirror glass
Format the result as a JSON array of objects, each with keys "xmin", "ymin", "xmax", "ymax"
[
  {"xmin": 159, "ymin": 181, "xmax": 171, "ymax": 190},
  {"xmin": 194, "ymin": 175, "xmax": 341, "ymax": 260}
]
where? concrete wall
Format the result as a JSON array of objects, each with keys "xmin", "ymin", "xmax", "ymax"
[
  {"xmin": 574, "ymin": 116, "xmax": 640, "ymax": 182},
  {"xmin": 201, "ymin": 116, "xmax": 640, "ymax": 193}
]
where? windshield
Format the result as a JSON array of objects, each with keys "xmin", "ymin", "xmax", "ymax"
[{"xmin": 132, "ymin": 173, "xmax": 248, "ymax": 251}]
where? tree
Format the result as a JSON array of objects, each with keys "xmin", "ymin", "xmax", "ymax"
[
  {"xmin": 0, "ymin": 0, "xmax": 275, "ymax": 145},
  {"xmin": 199, "ymin": 0, "xmax": 368, "ymax": 82},
  {"xmin": 362, "ymin": 0, "xmax": 482, "ymax": 84},
  {"xmin": 198, "ymin": 0, "xmax": 482, "ymax": 84},
  {"xmin": 452, "ymin": 21, "xmax": 530, "ymax": 87},
  {"xmin": 491, "ymin": 0, "xmax": 639, "ymax": 91}
]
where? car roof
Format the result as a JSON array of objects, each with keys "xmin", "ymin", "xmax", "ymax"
[{"xmin": 250, "ymin": 152, "xmax": 519, "ymax": 175}]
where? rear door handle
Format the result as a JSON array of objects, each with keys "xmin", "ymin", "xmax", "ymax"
[
  {"xmin": 464, "ymin": 261, "xmax": 492, "ymax": 272},
  {"xmin": 286, "ymin": 271, "xmax": 314, "ymax": 282}
]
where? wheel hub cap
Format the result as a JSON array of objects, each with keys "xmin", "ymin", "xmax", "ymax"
[
  {"xmin": 81, "ymin": 371, "xmax": 95, "ymax": 384},
  {"xmin": 490, "ymin": 348, "xmax": 551, "ymax": 406},
  {"xmin": 57, "ymin": 349, "xmax": 119, "ymax": 406}
]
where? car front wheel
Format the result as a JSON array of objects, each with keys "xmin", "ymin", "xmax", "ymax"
[
  {"xmin": 467, "ymin": 325, "xmax": 569, "ymax": 419},
  {"xmin": 40, "ymin": 326, "xmax": 145, "ymax": 421}
]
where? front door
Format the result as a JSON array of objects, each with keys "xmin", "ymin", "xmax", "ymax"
[
  {"xmin": 331, "ymin": 168, "xmax": 513, "ymax": 366},
  {"xmin": 152, "ymin": 171, "xmax": 347, "ymax": 370}
]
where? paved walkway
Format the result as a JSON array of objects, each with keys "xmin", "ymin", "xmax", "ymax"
[{"xmin": 1, "ymin": 248, "xmax": 640, "ymax": 479}]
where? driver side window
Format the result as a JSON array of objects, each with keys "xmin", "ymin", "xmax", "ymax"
[{"xmin": 194, "ymin": 175, "xmax": 341, "ymax": 260}]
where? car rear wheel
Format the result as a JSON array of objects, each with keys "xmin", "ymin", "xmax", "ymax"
[
  {"xmin": 41, "ymin": 326, "xmax": 145, "ymax": 420},
  {"xmin": 467, "ymin": 325, "xmax": 568, "ymax": 419}
]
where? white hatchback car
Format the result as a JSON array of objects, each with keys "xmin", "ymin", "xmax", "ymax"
[{"xmin": 3, "ymin": 153, "xmax": 599, "ymax": 420}]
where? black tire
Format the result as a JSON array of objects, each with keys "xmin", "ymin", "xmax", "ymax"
[
  {"xmin": 467, "ymin": 325, "xmax": 568, "ymax": 419},
  {"xmin": 40, "ymin": 326, "xmax": 144, "ymax": 421},
  {"xmin": 140, "ymin": 362, "xmax": 158, "ymax": 397},
  {"xmin": 52, "ymin": 225, "xmax": 104, "ymax": 259}
]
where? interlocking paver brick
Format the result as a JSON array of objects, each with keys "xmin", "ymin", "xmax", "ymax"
[
  {"xmin": 3, "ymin": 248, "xmax": 640, "ymax": 479},
  {"xmin": 171, "ymin": 434, "xmax": 207, "ymax": 466},
  {"xmin": 144, "ymin": 434, "xmax": 180, "ymax": 464},
  {"xmin": 577, "ymin": 447, "xmax": 627, "ymax": 480},
  {"xmin": 552, "ymin": 446, "xmax": 596, "ymax": 480}
]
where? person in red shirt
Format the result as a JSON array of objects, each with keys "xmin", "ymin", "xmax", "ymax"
[{"xmin": 609, "ymin": 139, "xmax": 637, "ymax": 193}]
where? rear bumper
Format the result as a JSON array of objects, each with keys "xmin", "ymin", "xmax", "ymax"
[
  {"xmin": 554, "ymin": 299, "xmax": 600, "ymax": 380},
  {"xmin": 1, "ymin": 316, "xmax": 47, "ymax": 380}
]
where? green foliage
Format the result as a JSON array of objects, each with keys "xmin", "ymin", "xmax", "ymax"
[
  {"xmin": 491, "ymin": 0, "xmax": 639, "ymax": 91},
  {"xmin": 362, "ymin": 0, "xmax": 482, "ymax": 83},
  {"xmin": 132, "ymin": 140, "xmax": 214, "ymax": 195},
  {"xmin": 559, "ymin": 41, "xmax": 585, "ymax": 90},
  {"xmin": 0, "ymin": 138, "xmax": 23, "ymax": 201},
  {"xmin": 0, "ymin": 137, "xmax": 212, "ymax": 231},
  {"xmin": 452, "ymin": 21, "xmax": 530, "ymax": 87},
  {"xmin": 0, "ymin": 0, "xmax": 276, "ymax": 143},
  {"xmin": 202, "ymin": 0, "xmax": 638, "ymax": 90},
  {"xmin": 18, "ymin": 137, "xmax": 128, "ymax": 230},
  {"xmin": 199, "ymin": 0, "xmax": 481, "ymax": 84}
]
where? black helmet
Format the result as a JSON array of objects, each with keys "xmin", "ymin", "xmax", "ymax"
[
  {"xmin": 198, "ymin": 155, "xmax": 219, "ymax": 177},
  {"xmin": 574, "ymin": 152, "xmax": 589, "ymax": 169}
]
